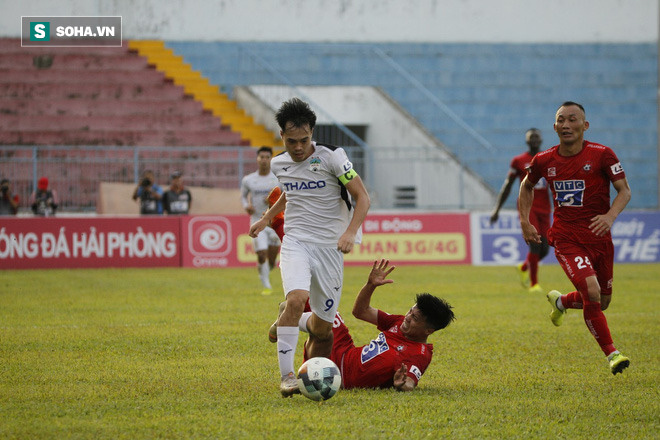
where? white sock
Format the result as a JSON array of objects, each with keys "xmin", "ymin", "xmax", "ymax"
[
  {"xmin": 277, "ymin": 326, "xmax": 299, "ymax": 377},
  {"xmin": 258, "ymin": 262, "xmax": 271, "ymax": 289},
  {"xmin": 299, "ymin": 312, "xmax": 312, "ymax": 333},
  {"xmin": 607, "ymin": 350, "xmax": 620, "ymax": 361},
  {"xmin": 556, "ymin": 297, "xmax": 565, "ymax": 311}
]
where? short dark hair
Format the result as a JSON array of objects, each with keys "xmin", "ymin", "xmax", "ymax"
[
  {"xmin": 275, "ymin": 97, "xmax": 316, "ymax": 132},
  {"xmin": 257, "ymin": 146, "xmax": 273, "ymax": 156},
  {"xmin": 558, "ymin": 101, "xmax": 586, "ymax": 116},
  {"xmin": 415, "ymin": 293, "xmax": 455, "ymax": 331}
]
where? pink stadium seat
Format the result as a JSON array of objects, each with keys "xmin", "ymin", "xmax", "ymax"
[{"xmin": 0, "ymin": 38, "xmax": 244, "ymax": 148}]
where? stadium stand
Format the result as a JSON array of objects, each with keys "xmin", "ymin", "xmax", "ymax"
[
  {"xmin": 165, "ymin": 41, "xmax": 657, "ymax": 209},
  {"xmin": 127, "ymin": 40, "xmax": 279, "ymax": 147},
  {"xmin": 0, "ymin": 38, "xmax": 247, "ymax": 147}
]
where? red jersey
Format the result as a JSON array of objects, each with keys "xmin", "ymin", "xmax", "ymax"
[
  {"xmin": 510, "ymin": 151, "xmax": 552, "ymax": 215},
  {"xmin": 526, "ymin": 141, "xmax": 626, "ymax": 244},
  {"xmin": 337, "ymin": 310, "xmax": 433, "ymax": 389}
]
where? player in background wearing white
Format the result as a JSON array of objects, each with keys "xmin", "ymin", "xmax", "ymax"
[
  {"xmin": 249, "ymin": 98, "xmax": 371, "ymax": 397},
  {"xmin": 241, "ymin": 146, "xmax": 281, "ymax": 295}
]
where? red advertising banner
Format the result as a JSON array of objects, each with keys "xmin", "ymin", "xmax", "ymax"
[
  {"xmin": 1, "ymin": 213, "xmax": 471, "ymax": 269},
  {"xmin": 0, "ymin": 217, "xmax": 180, "ymax": 269},
  {"xmin": 180, "ymin": 215, "xmax": 253, "ymax": 268}
]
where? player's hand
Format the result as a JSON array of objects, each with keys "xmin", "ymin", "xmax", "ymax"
[
  {"xmin": 368, "ymin": 259, "xmax": 395, "ymax": 287},
  {"xmin": 245, "ymin": 205, "xmax": 255, "ymax": 216},
  {"xmin": 337, "ymin": 232, "xmax": 356, "ymax": 254},
  {"xmin": 589, "ymin": 214, "xmax": 615, "ymax": 237},
  {"xmin": 249, "ymin": 218, "xmax": 267, "ymax": 238},
  {"xmin": 393, "ymin": 363, "xmax": 408, "ymax": 390},
  {"xmin": 520, "ymin": 221, "xmax": 541, "ymax": 245}
]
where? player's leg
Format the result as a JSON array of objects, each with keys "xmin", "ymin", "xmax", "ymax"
[
  {"xmin": 253, "ymin": 232, "xmax": 271, "ymax": 294},
  {"xmin": 266, "ymin": 227, "xmax": 281, "ymax": 270},
  {"xmin": 277, "ymin": 289, "xmax": 308, "ymax": 396},
  {"xmin": 305, "ymin": 313, "xmax": 334, "ymax": 359},
  {"xmin": 306, "ymin": 246, "xmax": 343, "ymax": 360},
  {"xmin": 527, "ymin": 211, "xmax": 548, "ymax": 292},
  {"xmin": 277, "ymin": 237, "xmax": 312, "ymax": 396},
  {"xmin": 591, "ymin": 241, "xmax": 629, "ymax": 373}
]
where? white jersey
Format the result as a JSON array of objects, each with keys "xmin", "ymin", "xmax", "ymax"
[
  {"xmin": 241, "ymin": 171, "xmax": 279, "ymax": 223},
  {"xmin": 271, "ymin": 142, "xmax": 362, "ymax": 246}
]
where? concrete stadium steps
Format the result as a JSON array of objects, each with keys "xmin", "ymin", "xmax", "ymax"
[
  {"xmin": 0, "ymin": 82, "xmax": 188, "ymax": 100},
  {"xmin": 0, "ymin": 114, "xmax": 226, "ymax": 131},
  {"xmin": 0, "ymin": 68, "xmax": 168, "ymax": 84},
  {"xmin": 128, "ymin": 39, "xmax": 279, "ymax": 147},
  {"xmin": 1, "ymin": 129, "xmax": 247, "ymax": 146},
  {"xmin": 0, "ymin": 37, "xmax": 248, "ymax": 148},
  {"xmin": 167, "ymin": 41, "xmax": 657, "ymax": 208},
  {"xmin": 0, "ymin": 98, "xmax": 206, "ymax": 116},
  {"xmin": 0, "ymin": 53, "xmax": 150, "ymax": 70}
]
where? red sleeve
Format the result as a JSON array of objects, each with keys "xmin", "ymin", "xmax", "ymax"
[
  {"xmin": 376, "ymin": 310, "xmax": 404, "ymax": 332},
  {"xmin": 602, "ymin": 147, "xmax": 626, "ymax": 182}
]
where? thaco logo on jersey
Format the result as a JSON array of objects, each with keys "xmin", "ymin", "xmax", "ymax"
[
  {"xmin": 554, "ymin": 180, "xmax": 585, "ymax": 207},
  {"xmin": 187, "ymin": 216, "xmax": 232, "ymax": 256},
  {"xmin": 283, "ymin": 180, "xmax": 327, "ymax": 191}
]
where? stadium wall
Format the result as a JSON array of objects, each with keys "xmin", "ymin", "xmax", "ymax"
[{"xmin": 5, "ymin": 0, "xmax": 657, "ymax": 43}]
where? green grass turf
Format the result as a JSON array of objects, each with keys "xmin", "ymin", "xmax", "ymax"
[{"xmin": 1, "ymin": 263, "xmax": 658, "ymax": 439}]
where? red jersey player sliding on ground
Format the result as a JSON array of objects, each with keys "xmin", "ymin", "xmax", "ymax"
[
  {"xmin": 519, "ymin": 101, "xmax": 632, "ymax": 375},
  {"xmin": 270, "ymin": 259, "xmax": 455, "ymax": 392}
]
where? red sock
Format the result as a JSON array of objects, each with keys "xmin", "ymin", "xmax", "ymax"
[
  {"xmin": 560, "ymin": 291, "xmax": 583, "ymax": 309},
  {"xmin": 583, "ymin": 302, "xmax": 616, "ymax": 356},
  {"xmin": 521, "ymin": 258, "xmax": 529, "ymax": 272},
  {"xmin": 528, "ymin": 253, "xmax": 539, "ymax": 285}
]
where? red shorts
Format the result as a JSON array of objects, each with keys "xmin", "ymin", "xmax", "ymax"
[
  {"xmin": 553, "ymin": 239, "xmax": 614, "ymax": 296},
  {"xmin": 529, "ymin": 209, "xmax": 551, "ymax": 237}
]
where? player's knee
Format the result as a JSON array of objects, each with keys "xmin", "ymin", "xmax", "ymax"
[
  {"xmin": 600, "ymin": 295, "xmax": 611, "ymax": 310},
  {"xmin": 308, "ymin": 319, "xmax": 333, "ymax": 341}
]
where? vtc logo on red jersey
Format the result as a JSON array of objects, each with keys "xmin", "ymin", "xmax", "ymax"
[{"xmin": 554, "ymin": 180, "xmax": 585, "ymax": 207}]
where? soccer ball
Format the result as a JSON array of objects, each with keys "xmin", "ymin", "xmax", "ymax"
[{"xmin": 297, "ymin": 357, "xmax": 341, "ymax": 401}]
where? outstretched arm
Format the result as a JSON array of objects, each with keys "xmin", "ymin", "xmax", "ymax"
[
  {"xmin": 352, "ymin": 259, "xmax": 395, "ymax": 325},
  {"xmin": 490, "ymin": 174, "xmax": 516, "ymax": 224},
  {"xmin": 249, "ymin": 192, "xmax": 286, "ymax": 238},
  {"xmin": 519, "ymin": 175, "xmax": 541, "ymax": 245}
]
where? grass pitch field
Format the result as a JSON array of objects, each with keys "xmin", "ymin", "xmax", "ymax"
[{"xmin": 1, "ymin": 263, "xmax": 658, "ymax": 439}]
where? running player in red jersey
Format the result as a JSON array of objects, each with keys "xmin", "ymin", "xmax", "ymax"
[
  {"xmin": 490, "ymin": 128, "xmax": 552, "ymax": 293},
  {"xmin": 270, "ymin": 259, "xmax": 455, "ymax": 391},
  {"xmin": 519, "ymin": 101, "xmax": 632, "ymax": 375}
]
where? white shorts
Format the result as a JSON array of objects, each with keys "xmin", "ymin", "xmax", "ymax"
[
  {"xmin": 252, "ymin": 226, "xmax": 281, "ymax": 252},
  {"xmin": 279, "ymin": 235, "xmax": 344, "ymax": 323}
]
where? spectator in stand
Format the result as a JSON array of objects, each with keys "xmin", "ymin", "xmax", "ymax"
[
  {"xmin": 163, "ymin": 171, "xmax": 192, "ymax": 215},
  {"xmin": 30, "ymin": 177, "xmax": 58, "ymax": 216},
  {"xmin": 132, "ymin": 170, "xmax": 163, "ymax": 215},
  {"xmin": 0, "ymin": 178, "xmax": 20, "ymax": 216}
]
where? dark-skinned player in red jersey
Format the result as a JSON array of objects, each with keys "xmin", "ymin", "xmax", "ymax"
[
  {"xmin": 270, "ymin": 259, "xmax": 455, "ymax": 392},
  {"xmin": 490, "ymin": 128, "xmax": 552, "ymax": 293},
  {"xmin": 519, "ymin": 101, "xmax": 632, "ymax": 375}
]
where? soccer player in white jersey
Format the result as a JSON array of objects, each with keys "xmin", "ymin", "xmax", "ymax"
[
  {"xmin": 249, "ymin": 97, "xmax": 371, "ymax": 397},
  {"xmin": 241, "ymin": 146, "xmax": 281, "ymax": 295}
]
